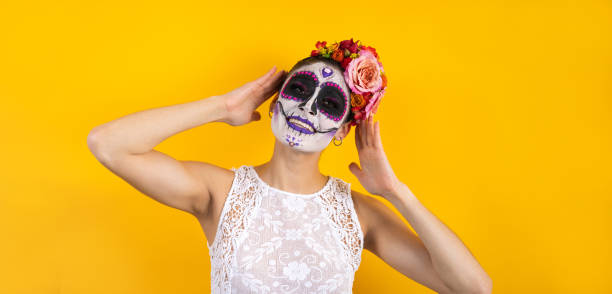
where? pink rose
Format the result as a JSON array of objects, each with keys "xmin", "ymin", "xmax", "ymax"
[
  {"xmin": 343, "ymin": 50, "xmax": 383, "ymax": 94},
  {"xmin": 364, "ymin": 87, "xmax": 385, "ymax": 118}
]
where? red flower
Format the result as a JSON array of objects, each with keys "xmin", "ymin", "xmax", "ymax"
[
  {"xmin": 339, "ymin": 38, "xmax": 359, "ymax": 53},
  {"xmin": 340, "ymin": 57, "xmax": 352, "ymax": 69},
  {"xmin": 353, "ymin": 110, "xmax": 364, "ymax": 121},
  {"xmin": 311, "ymin": 49, "xmax": 319, "ymax": 57},
  {"xmin": 339, "ymin": 38, "xmax": 354, "ymax": 49},
  {"xmin": 362, "ymin": 46, "xmax": 379, "ymax": 59},
  {"xmin": 315, "ymin": 41, "xmax": 327, "ymax": 49}
]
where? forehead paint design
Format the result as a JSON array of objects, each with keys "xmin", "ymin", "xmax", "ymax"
[
  {"xmin": 319, "ymin": 81, "xmax": 348, "ymax": 122},
  {"xmin": 321, "ymin": 67, "xmax": 333, "ymax": 78}
]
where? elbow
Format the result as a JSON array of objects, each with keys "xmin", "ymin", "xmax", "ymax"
[
  {"xmin": 482, "ymin": 276, "xmax": 493, "ymax": 294},
  {"xmin": 450, "ymin": 274, "xmax": 492, "ymax": 294},
  {"xmin": 87, "ymin": 127, "xmax": 102, "ymax": 150},
  {"xmin": 87, "ymin": 126, "xmax": 114, "ymax": 164},
  {"xmin": 471, "ymin": 274, "xmax": 492, "ymax": 294}
]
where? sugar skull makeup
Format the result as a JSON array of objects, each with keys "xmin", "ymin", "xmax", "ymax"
[{"xmin": 271, "ymin": 58, "xmax": 351, "ymax": 152}]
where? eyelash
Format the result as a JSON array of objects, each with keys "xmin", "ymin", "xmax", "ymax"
[{"xmin": 323, "ymin": 99, "xmax": 338, "ymax": 108}]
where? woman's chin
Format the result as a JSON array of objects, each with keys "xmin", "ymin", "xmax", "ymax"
[{"xmin": 272, "ymin": 134, "xmax": 328, "ymax": 153}]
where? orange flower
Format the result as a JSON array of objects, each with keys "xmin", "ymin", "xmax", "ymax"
[
  {"xmin": 331, "ymin": 49, "xmax": 344, "ymax": 63},
  {"xmin": 328, "ymin": 42, "xmax": 339, "ymax": 52},
  {"xmin": 350, "ymin": 93, "xmax": 366, "ymax": 108}
]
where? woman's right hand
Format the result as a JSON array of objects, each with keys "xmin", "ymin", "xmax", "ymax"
[{"xmin": 219, "ymin": 66, "xmax": 286, "ymax": 126}]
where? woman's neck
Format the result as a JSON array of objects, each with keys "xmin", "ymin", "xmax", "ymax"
[{"xmin": 253, "ymin": 139, "xmax": 328, "ymax": 195}]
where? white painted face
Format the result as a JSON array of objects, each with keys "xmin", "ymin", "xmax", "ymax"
[{"xmin": 271, "ymin": 59, "xmax": 351, "ymax": 152}]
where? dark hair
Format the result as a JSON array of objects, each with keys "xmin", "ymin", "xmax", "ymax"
[
  {"xmin": 288, "ymin": 55, "xmax": 343, "ymax": 73},
  {"xmin": 284, "ymin": 56, "xmax": 355, "ymax": 125}
]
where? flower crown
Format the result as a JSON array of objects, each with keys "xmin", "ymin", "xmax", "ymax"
[{"xmin": 310, "ymin": 38, "xmax": 387, "ymax": 126}]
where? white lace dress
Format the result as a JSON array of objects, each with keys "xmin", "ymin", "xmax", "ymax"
[{"xmin": 206, "ymin": 165, "xmax": 364, "ymax": 294}]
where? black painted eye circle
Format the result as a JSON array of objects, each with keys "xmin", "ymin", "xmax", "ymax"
[
  {"xmin": 317, "ymin": 83, "xmax": 347, "ymax": 121},
  {"xmin": 322, "ymin": 97, "xmax": 339, "ymax": 109},
  {"xmin": 281, "ymin": 71, "xmax": 318, "ymax": 101},
  {"xmin": 291, "ymin": 81, "xmax": 307, "ymax": 95}
]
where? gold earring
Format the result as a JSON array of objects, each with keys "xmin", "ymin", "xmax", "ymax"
[{"xmin": 333, "ymin": 137, "xmax": 342, "ymax": 146}]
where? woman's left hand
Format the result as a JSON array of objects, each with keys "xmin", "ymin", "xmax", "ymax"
[{"xmin": 349, "ymin": 115, "xmax": 404, "ymax": 199}]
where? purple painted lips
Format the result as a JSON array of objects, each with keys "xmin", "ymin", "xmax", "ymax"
[{"xmin": 286, "ymin": 115, "xmax": 315, "ymax": 134}]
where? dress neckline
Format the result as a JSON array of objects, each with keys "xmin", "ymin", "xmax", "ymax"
[{"xmin": 248, "ymin": 165, "xmax": 333, "ymax": 198}]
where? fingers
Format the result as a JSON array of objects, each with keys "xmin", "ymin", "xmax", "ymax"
[
  {"xmin": 359, "ymin": 119, "xmax": 367, "ymax": 147},
  {"xmin": 355, "ymin": 122, "xmax": 363, "ymax": 150},
  {"xmin": 254, "ymin": 68, "xmax": 287, "ymax": 105},
  {"xmin": 364, "ymin": 116, "xmax": 371, "ymax": 146},
  {"xmin": 374, "ymin": 121, "xmax": 381, "ymax": 148},
  {"xmin": 348, "ymin": 162, "xmax": 363, "ymax": 179},
  {"xmin": 265, "ymin": 70, "xmax": 286, "ymax": 96},
  {"xmin": 253, "ymin": 66, "xmax": 277, "ymax": 86},
  {"xmin": 250, "ymin": 66, "xmax": 277, "ymax": 95},
  {"xmin": 368, "ymin": 115, "xmax": 375, "ymax": 146},
  {"xmin": 357, "ymin": 116, "xmax": 378, "ymax": 148}
]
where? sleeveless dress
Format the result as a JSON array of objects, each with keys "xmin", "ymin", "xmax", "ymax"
[{"xmin": 206, "ymin": 165, "xmax": 364, "ymax": 294}]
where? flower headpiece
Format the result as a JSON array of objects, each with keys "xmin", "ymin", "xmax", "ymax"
[{"xmin": 310, "ymin": 38, "xmax": 387, "ymax": 126}]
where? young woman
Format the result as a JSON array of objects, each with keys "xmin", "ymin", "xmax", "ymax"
[{"xmin": 87, "ymin": 39, "xmax": 491, "ymax": 294}]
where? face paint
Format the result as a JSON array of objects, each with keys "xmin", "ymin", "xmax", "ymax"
[{"xmin": 271, "ymin": 60, "xmax": 351, "ymax": 152}]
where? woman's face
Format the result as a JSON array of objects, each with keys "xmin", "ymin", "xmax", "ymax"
[{"xmin": 271, "ymin": 60, "xmax": 351, "ymax": 152}]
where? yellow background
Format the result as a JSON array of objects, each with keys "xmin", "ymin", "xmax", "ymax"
[{"xmin": 1, "ymin": 0, "xmax": 610, "ymax": 293}]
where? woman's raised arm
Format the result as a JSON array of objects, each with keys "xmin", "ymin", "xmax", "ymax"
[{"xmin": 86, "ymin": 66, "xmax": 285, "ymax": 217}]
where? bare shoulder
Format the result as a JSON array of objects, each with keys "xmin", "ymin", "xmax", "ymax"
[
  {"xmin": 180, "ymin": 161, "xmax": 236, "ymax": 217},
  {"xmin": 349, "ymin": 189, "xmax": 399, "ymax": 251}
]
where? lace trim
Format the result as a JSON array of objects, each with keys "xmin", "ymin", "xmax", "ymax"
[
  {"xmin": 208, "ymin": 165, "xmax": 263, "ymax": 294},
  {"xmin": 318, "ymin": 178, "xmax": 364, "ymax": 274},
  {"xmin": 249, "ymin": 165, "xmax": 333, "ymax": 198}
]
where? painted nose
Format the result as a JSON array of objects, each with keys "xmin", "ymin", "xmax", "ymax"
[{"xmin": 298, "ymin": 99, "xmax": 317, "ymax": 116}]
